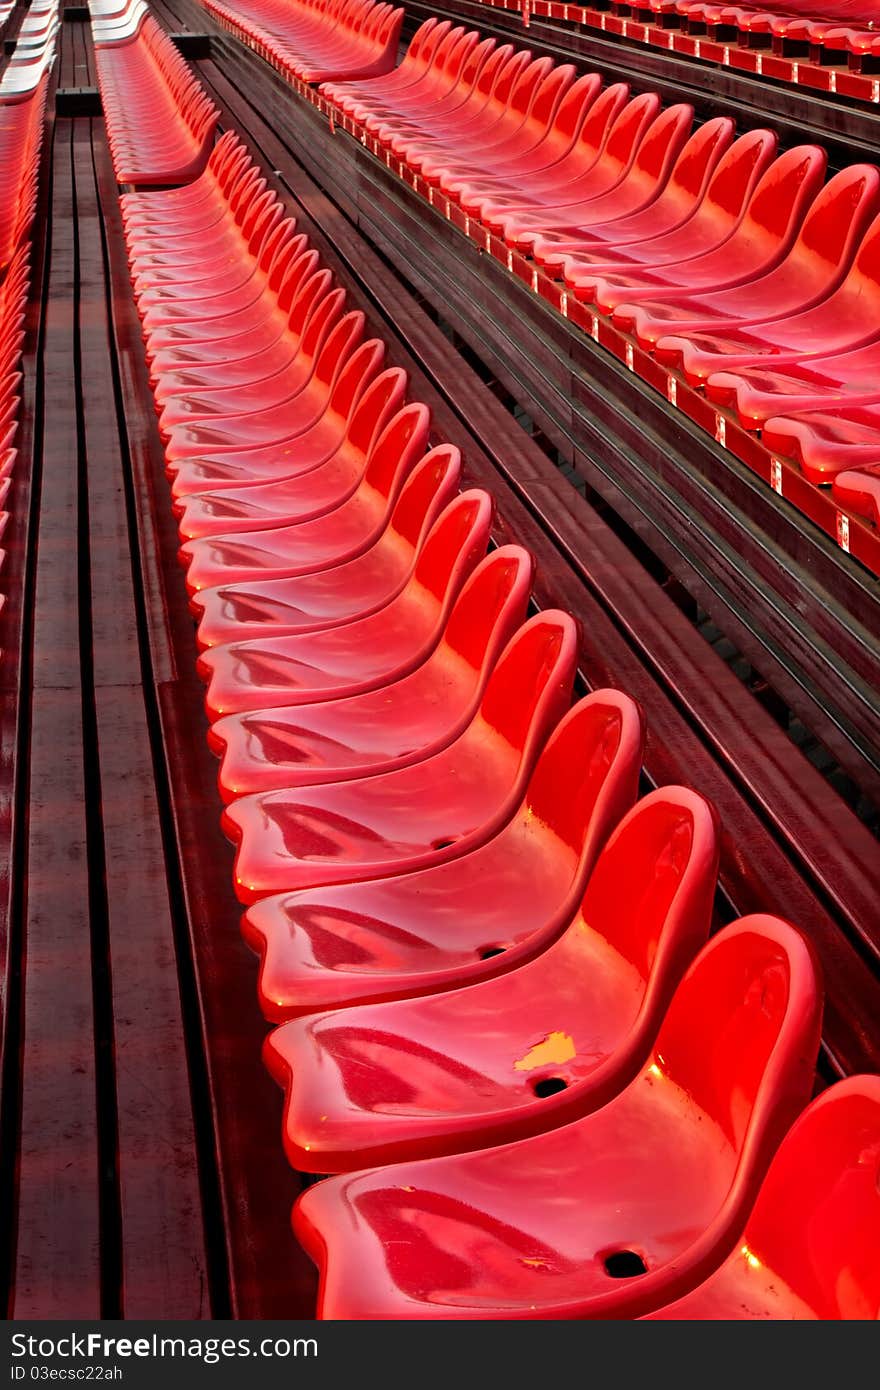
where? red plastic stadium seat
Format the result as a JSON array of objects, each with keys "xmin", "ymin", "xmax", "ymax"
[
  {"xmin": 170, "ymin": 366, "xmax": 419, "ymax": 538},
  {"xmin": 264, "ymin": 786, "xmax": 719, "ymax": 1171},
  {"xmin": 193, "ymin": 479, "xmax": 492, "ymax": 716},
  {"xmin": 846, "ymin": 31, "xmax": 880, "ymax": 62},
  {"xmin": 118, "ymin": 182, "xmax": 288, "ymax": 304},
  {"xmin": 593, "ymin": 144, "xmax": 826, "ymax": 321},
  {"xmin": 93, "ymin": 12, "xmax": 219, "ymax": 186},
  {"xmin": 132, "ymin": 206, "xmax": 298, "ymax": 304},
  {"xmin": 657, "ymin": 206, "xmax": 880, "ymax": 385},
  {"xmin": 322, "ymin": 18, "xmax": 456, "ymax": 119},
  {"xmin": 139, "ymin": 245, "xmax": 327, "ymax": 362},
  {"xmin": 145, "ymin": 270, "xmax": 357, "ymax": 405},
  {"xmin": 645, "ymin": 1075, "xmax": 880, "ymax": 1319},
  {"xmin": 759, "ymin": 402, "xmax": 880, "ymax": 482},
  {"xmin": 131, "ymin": 195, "xmax": 297, "ymax": 320},
  {"xmin": 531, "ymin": 114, "xmax": 736, "ymax": 273},
  {"xmin": 207, "ymin": 545, "xmax": 534, "ymax": 799},
  {"xmin": 492, "ymin": 102, "xmax": 697, "ymax": 254},
  {"xmin": 386, "ymin": 48, "xmax": 547, "ymax": 172},
  {"xmin": 145, "ymin": 252, "xmax": 337, "ymax": 386},
  {"xmin": 414, "ymin": 55, "xmax": 609, "ymax": 194},
  {"xmin": 0, "ymin": 58, "xmax": 46, "ymax": 571},
  {"xmin": 487, "ymin": 92, "xmax": 667, "ymax": 249},
  {"xmin": 0, "ymin": 254, "xmax": 30, "ymax": 388},
  {"xmin": 611, "ymin": 163, "xmax": 880, "ymax": 350},
  {"xmin": 91, "ymin": 0, "xmax": 147, "ymax": 42},
  {"xmin": 0, "ymin": 78, "xmax": 50, "ymax": 273},
  {"xmin": 364, "ymin": 28, "xmax": 488, "ymax": 140},
  {"xmin": 205, "ymin": 0, "xmax": 405, "ymax": 85},
  {"xmin": 705, "ymin": 341, "xmax": 880, "ymax": 428},
  {"xmin": 121, "ymin": 139, "xmax": 250, "ymax": 226},
  {"xmin": 428, "ymin": 67, "xmax": 597, "ymax": 201},
  {"xmin": 365, "ymin": 33, "xmax": 500, "ymax": 153},
  {"xmin": 388, "ymin": 53, "xmax": 574, "ymax": 172},
  {"xmin": 158, "ymin": 290, "xmax": 356, "ymax": 434},
  {"xmin": 220, "ymin": 608, "xmax": 579, "ymax": 899},
  {"xmin": 440, "ymin": 70, "xmax": 627, "ymax": 197},
  {"xmin": 390, "ymin": 50, "xmax": 534, "ymax": 177},
  {"xmin": 292, "ymin": 915, "xmax": 822, "ymax": 1319},
  {"xmin": 560, "ymin": 128, "xmax": 778, "ymax": 301},
  {"xmin": 162, "ymin": 310, "xmax": 370, "ymax": 484},
  {"xmin": 134, "ymin": 210, "xmax": 300, "ymax": 336},
  {"xmin": 148, "ymin": 261, "xmax": 339, "ymax": 411},
  {"xmin": 168, "ymin": 361, "xmax": 405, "ymax": 501},
  {"xmin": 178, "ymin": 396, "xmax": 430, "ymax": 592},
  {"xmin": 832, "ymin": 465, "xmax": 880, "ymax": 524},
  {"xmin": 671, "ymin": 0, "xmax": 880, "ymax": 48},
  {"xmin": 241, "ymin": 687, "xmax": 644, "ymax": 1018},
  {"xmin": 189, "ymin": 447, "xmax": 462, "ymax": 646},
  {"xmin": 121, "ymin": 134, "xmax": 258, "ymax": 237},
  {"xmin": 768, "ymin": 6, "xmax": 876, "ymax": 51}
]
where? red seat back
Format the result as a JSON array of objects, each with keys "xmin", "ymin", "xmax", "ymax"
[
  {"xmin": 736, "ymin": 145, "xmax": 827, "ymax": 253},
  {"xmin": 410, "ymin": 486, "xmax": 494, "ymax": 602},
  {"xmin": 579, "ymin": 786, "xmax": 719, "ymax": 986},
  {"xmin": 440, "ymin": 545, "xmax": 535, "ymax": 674},
  {"xmin": 655, "ymin": 916, "xmax": 822, "ymax": 1153},
  {"xmin": 702, "ymin": 128, "xmax": 779, "ymax": 227},
  {"xmin": 660, "ymin": 114, "xmax": 734, "ymax": 203},
  {"xmin": 739, "ymin": 1075, "xmax": 880, "ymax": 1319}
]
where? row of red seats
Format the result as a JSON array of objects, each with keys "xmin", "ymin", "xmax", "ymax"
[
  {"xmin": 0, "ymin": 250, "xmax": 30, "ymax": 613},
  {"xmin": 0, "ymin": 6, "xmax": 57, "ymax": 628},
  {"xmin": 0, "ymin": 0, "xmax": 57, "ymax": 101},
  {"xmin": 203, "ymin": 0, "xmax": 405, "ymax": 84},
  {"xmin": 308, "ymin": 18, "xmax": 880, "ymax": 526},
  {"xmin": 644, "ymin": 0, "xmax": 880, "ymax": 63},
  {"xmin": 0, "ymin": 76, "xmax": 49, "ymax": 274},
  {"xmin": 480, "ymin": 0, "xmax": 880, "ymax": 73},
  {"xmin": 91, "ymin": 3, "xmax": 219, "ymax": 185},
  {"xmin": 116, "ymin": 122, "xmax": 880, "ymax": 1318}
]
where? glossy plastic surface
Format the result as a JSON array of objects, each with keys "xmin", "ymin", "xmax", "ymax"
[
  {"xmin": 207, "ymin": 545, "xmax": 534, "ymax": 799},
  {"xmin": 179, "ymin": 400, "xmax": 430, "ymax": 593},
  {"xmin": 221, "ymin": 609, "xmax": 579, "ymax": 899},
  {"xmin": 292, "ymin": 916, "xmax": 823, "ymax": 1319},
  {"xmin": 832, "ymin": 465, "xmax": 880, "ymax": 525},
  {"xmin": 614, "ymin": 164, "xmax": 880, "ymax": 349},
  {"xmin": 561, "ymin": 128, "xmax": 778, "ymax": 301},
  {"xmin": 656, "ymin": 207, "xmax": 880, "ymax": 384},
  {"xmin": 205, "ymin": 0, "xmax": 404, "ymax": 85},
  {"xmin": 169, "ymin": 364, "xmax": 406, "ymax": 504},
  {"xmin": 646, "ymin": 1075, "xmax": 880, "ymax": 1319},
  {"xmin": 760, "ymin": 401, "xmax": 880, "ymax": 481},
  {"xmin": 190, "ymin": 447, "xmax": 462, "ymax": 647},
  {"xmin": 94, "ymin": 11, "xmax": 218, "ymax": 185},
  {"xmin": 602, "ymin": 145, "xmax": 827, "ymax": 322},
  {"xmin": 242, "ymin": 688, "xmax": 644, "ymax": 1018},
  {"xmin": 265, "ymin": 786, "xmax": 720, "ymax": 1170},
  {"xmin": 705, "ymin": 340, "xmax": 880, "ymax": 427},
  {"xmin": 532, "ymin": 115, "xmax": 736, "ymax": 272},
  {"xmin": 195, "ymin": 482, "xmax": 492, "ymax": 718}
]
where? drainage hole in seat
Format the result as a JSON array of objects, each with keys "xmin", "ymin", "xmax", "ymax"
[
  {"xmin": 532, "ymin": 1077, "xmax": 568, "ymax": 1098},
  {"xmin": 603, "ymin": 1250, "xmax": 648, "ymax": 1279},
  {"xmin": 479, "ymin": 946, "xmax": 506, "ymax": 959},
  {"xmin": 432, "ymin": 838, "xmax": 457, "ymax": 850}
]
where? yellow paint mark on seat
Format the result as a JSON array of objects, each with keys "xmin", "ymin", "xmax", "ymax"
[{"xmin": 513, "ymin": 1031, "xmax": 576, "ymax": 1072}]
